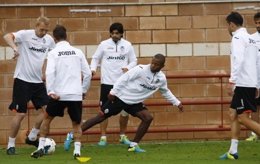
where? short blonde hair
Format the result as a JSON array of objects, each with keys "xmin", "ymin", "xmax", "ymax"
[{"xmin": 36, "ymin": 16, "xmax": 50, "ymax": 26}]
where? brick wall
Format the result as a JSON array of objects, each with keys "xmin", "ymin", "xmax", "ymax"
[{"xmin": 0, "ymin": 1, "xmax": 258, "ymax": 145}]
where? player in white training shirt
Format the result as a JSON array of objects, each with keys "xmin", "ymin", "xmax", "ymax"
[
  {"xmin": 245, "ymin": 12, "xmax": 260, "ymax": 142},
  {"xmin": 91, "ymin": 22, "xmax": 137, "ymax": 146},
  {"xmin": 4, "ymin": 16, "xmax": 55, "ymax": 155},
  {"xmin": 64, "ymin": 22, "xmax": 137, "ymax": 149},
  {"xmin": 31, "ymin": 25, "xmax": 91, "ymax": 159},
  {"xmin": 81, "ymin": 54, "xmax": 183, "ymax": 152},
  {"xmin": 220, "ymin": 11, "xmax": 260, "ymax": 160}
]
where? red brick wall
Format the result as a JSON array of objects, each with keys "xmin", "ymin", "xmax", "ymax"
[{"xmin": 0, "ymin": 1, "xmax": 258, "ymax": 145}]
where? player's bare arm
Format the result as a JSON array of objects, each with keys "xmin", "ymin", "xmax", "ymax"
[{"xmin": 3, "ymin": 33, "xmax": 19, "ymax": 59}]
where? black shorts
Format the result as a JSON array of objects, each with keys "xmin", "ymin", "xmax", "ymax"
[
  {"xmin": 100, "ymin": 84, "xmax": 113, "ymax": 107},
  {"xmin": 46, "ymin": 98, "xmax": 82, "ymax": 124},
  {"xmin": 101, "ymin": 97, "xmax": 147, "ymax": 117},
  {"xmin": 230, "ymin": 86, "xmax": 257, "ymax": 114},
  {"xmin": 9, "ymin": 78, "xmax": 49, "ymax": 113}
]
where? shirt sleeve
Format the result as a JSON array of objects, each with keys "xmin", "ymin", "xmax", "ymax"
[
  {"xmin": 126, "ymin": 45, "xmax": 137, "ymax": 70},
  {"xmin": 13, "ymin": 30, "xmax": 26, "ymax": 43},
  {"xmin": 81, "ymin": 53, "xmax": 92, "ymax": 93},
  {"xmin": 110, "ymin": 65, "xmax": 142, "ymax": 96},
  {"xmin": 256, "ymin": 48, "xmax": 260, "ymax": 89},
  {"xmin": 229, "ymin": 35, "xmax": 246, "ymax": 83},
  {"xmin": 44, "ymin": 37, "xmax": 56, "ymax": 60},
  {"xmin": 48, "ymin": 38, "xmax": 56, "ymax": 51},
  {"xmin": 90, "ymin": 43, "xmax": 103, "ymax": 71},
  {"xmin": 45, "ymin": 52, "xmax": 56, "ymax": 95},
  {"xmin": 159, "ymin": 78, "xmax": 181, "ymax": 106}
]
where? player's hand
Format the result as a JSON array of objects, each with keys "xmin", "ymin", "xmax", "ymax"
[
  {"xmin": 42, "ymin": 75, "xmax": 46, "ymax": 82},
  {"xmin": 49, "ymin": 93, "xmax": 60, "ymax": 100},
  {"xmin": 107, "ymin": 93, "xmax": 115, "ymax": 102},
  {"xmin": 91, "ymin": 70, "xmax": 96, "ymax": 77},
  {"xmin": 12, "ymin": 48, "xmax": 19, "ymax": 59},
  {"xmin": 227, "ymin": 83, "xmax": 235, "ymax": 96},
  {"xmin": 177, "ymin": 103, "xmax": 184, "ymax": 112},
  {"xmin": 256, "ymin": 89, "xmax": 260, "ymax": 98},
  {"xmin": 122, "ymin": 68, "xmax": 128, "ymax": 73},
  {"xmin": 82, "ymin": 93, "xmax": 86, "ymax": 99}
]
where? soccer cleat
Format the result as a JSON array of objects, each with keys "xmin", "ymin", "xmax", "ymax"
[
  {"xmin": 30, "ymin": 149, "xmax": 44, "ymax": 159},
  {"xmin": 64, "ymin": 132, "xmax": 73, "ymax": 151},
  {"xmin": 119, "ymin": 135, "xmax": 131, "ymax": 145},
  {"xmin": 74, "ymin": 153, "xmax": 80, "ymax": 159},
  {"xmin": 128, "ymin": 145, "xmax": 146, "ymax": 153},
  {"xmin": 25, "ymin": 137, "xmax": 39, "ymax": 147},
  {"xmin": 245, "ymin": 135, "xmax": 257, "ymax": 141},
  {"xmin": 98, "ymin": 138, "xmax": 107, "ymax": 146},
  {"xmin": 219, "ymin": 152, "xmax": 238, "ymax": 160},
  {"xmin": 6, "ymin": 147, "xmax": 16, "ymax": 155}
]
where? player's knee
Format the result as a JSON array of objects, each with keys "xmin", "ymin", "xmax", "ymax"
[
  {"xmin": 228, "ymin": 111, "xmax": 236, "ymax": 121},
  {"xmin": 237, "ymin": 116, "xmax": 243, "ymax": 124},
  {"xmin": 40, "ymin": 105, "xmax": 47, "ymax": 111},
  {"xmin": 237, "ymin": 113, "xmax": 247, "ymax": 124},
  {"xmin": 16, "ymin": 113, "xmax": 27, "ymax": 120},
  {"xmin": 144, "ymin": 115, "xmax": 153, "ymax": 123},
  {"xmin": 98, "ymin": 110, "xmax": 105, "ymax": 116}
]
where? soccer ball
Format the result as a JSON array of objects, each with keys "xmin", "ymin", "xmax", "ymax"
[{"xmin": 43, "ymin": 138, "xmax": 56, "ymax": 155}]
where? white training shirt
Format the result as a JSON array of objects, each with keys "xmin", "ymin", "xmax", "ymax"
[
  {"xmin": 90, "ymin": 38, "xmax": 137, "ymax": 85},
  {"xmin": 251, "ymin": 32, "xmax": 260, "ymax": 43},
  {"xmin": 251, "ymin": 32, "xmax": 260, "ymax": 88},
  {"xmin": 13, "ymin": 29, "xmax": 55, "ymax": 83},
  {"xmin": 110, "ymin": 64, "xmax": 181, "ymax": 106},
  {"xmin": 46, "ymin": 41, "xmax": 92, "ymax": 101},
  {"xmin": 229, "ymin": 28, "xmax": 260, "ymax": 88}
]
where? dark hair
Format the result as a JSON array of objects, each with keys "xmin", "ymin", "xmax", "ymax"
[
  {"xmin": 53, "ymin": 25, "xmax": 67, "ymax": 41},
  {"xmin": 154, "ymin": 53, "xmax": 165, "ymax": 65},
  {"xmin": 254, "ymin": 12, "xmax": 260, "ymax": 21},
  {"xmin": 226, "ymin": 11, "xmax": 243, "ymax": 26},
  {"xmin": 109, "ymin": 22, "xmax": 124, "ymax": 34}
]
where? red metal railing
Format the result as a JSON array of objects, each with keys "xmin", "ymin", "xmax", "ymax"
[{"xmin": 27, "ymin": 72, "xmax": 233, "ymax": 136}]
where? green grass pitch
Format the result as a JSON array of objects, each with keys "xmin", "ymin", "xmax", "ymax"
[{"xmin": 1, "ymin": 141, "xmax": 260, "ymax": 164}]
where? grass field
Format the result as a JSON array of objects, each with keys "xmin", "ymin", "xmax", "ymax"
[{"xmin": 1, "ymin": 141, "xmax": 260, "ymax": 164}]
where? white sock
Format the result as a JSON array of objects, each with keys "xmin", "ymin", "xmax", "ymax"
[
  {"xmin": 229, "ymin": 139, "xmax": 238, "ymax": 154},
  {"xmin": 100, "ymin": 136, "xmax": 107, "ymax": 140},
  {"xmin": 74, "ymin": 142, "xmax": 81, "ymax": 155},
  {"xmin": 28, "ymin": 128, "xmax": 40, "ymax": 141},
  {"xmin": 120, "ymin": 134, "xmax": 125, "ymax": 138},
  {"xmin": 7, "ymin": 137, "xmax": 16, "ymax": 149},
  {"xmin": 130, "ymin": 142, "xmax": 137, "ymax": 147},
  {"xmin": 38, "ymin": 137, "xmax": 46, "ymax": 150},
  {"xmin": 251, "ymin": 131, "xmax": 257, "ymax": 136}
]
